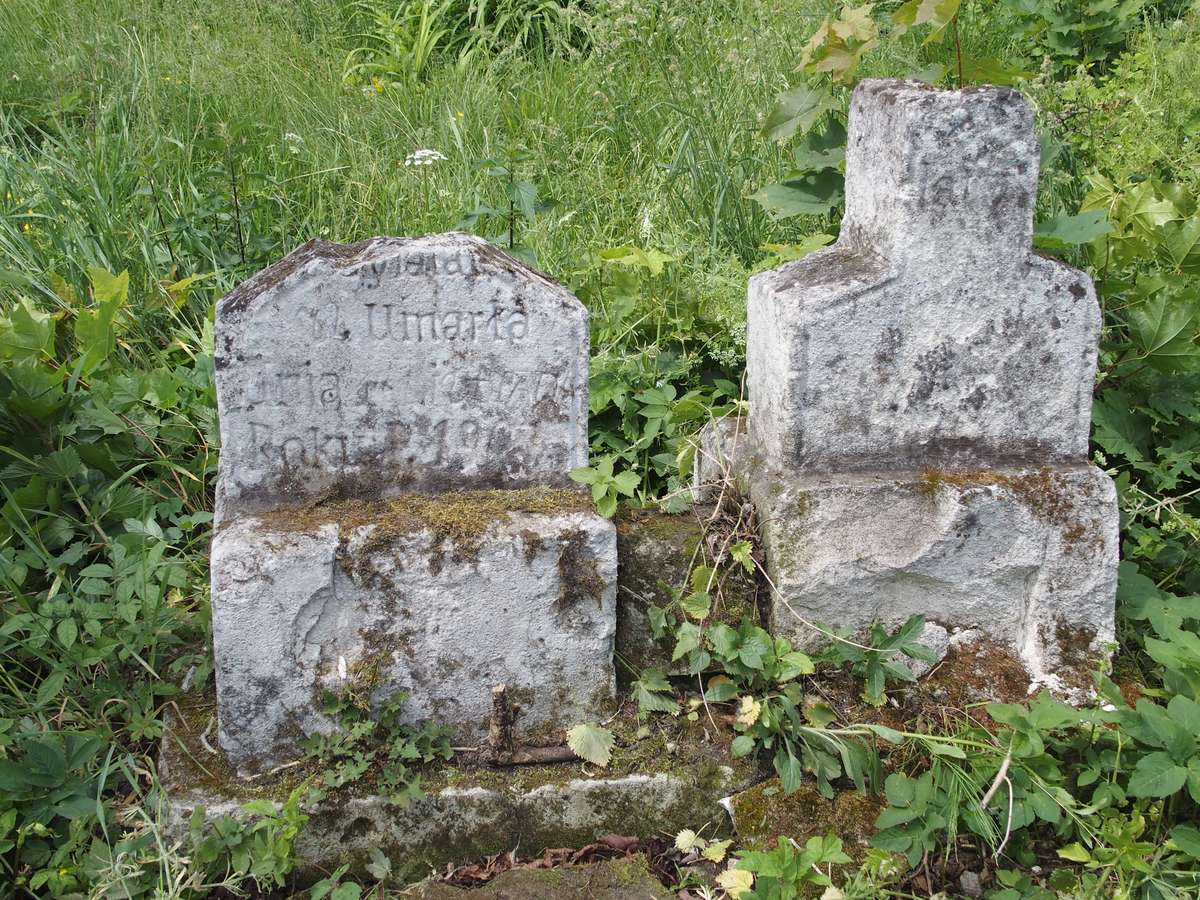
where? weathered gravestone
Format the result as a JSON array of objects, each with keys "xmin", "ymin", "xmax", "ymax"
[
  {"xmin": 210, "ymin": 233, "xmax": 617, "ymax": 773},
  {"xmin": 741, "ymin": 80, "xmax": 1118, "ymax": 694}
]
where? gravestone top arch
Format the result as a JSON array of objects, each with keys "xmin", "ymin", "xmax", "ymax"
[{"xmin": 213, "ymin": 233, "xmax": 589, "ymax": 524}]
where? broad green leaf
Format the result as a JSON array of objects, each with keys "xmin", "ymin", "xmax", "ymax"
[
  {"xmin": 760, "ymin": 83, "xmax": 835, "ymax": 143},
  {"xmin": 777, "ymin": 650, "xmax": 815, "ymax": 681},
  {"xmin": 865, "ymin": 724, "xmax": 904, "ymax": 744},
  {"xmin": 598, "ymin": 246, "xmax": 677, "ymax": 276},
  {"xmin": 774, "ymin": 746, "xmax": 804, "ymax": 793},
  {"xmin": 926, "ymin": 741, "xmax": 966, "ymax": 759},
  {"xmin": 730, "ymin": 734, "xmax": 756, "ymax": 757},
  {"xmin": 612, "ymin": 470, "xmax": 641, "ymax": 496},
  {"xmin": 56, "ymin": 618, "xmax": 77, "ymax": 650},
  {"xmin": 891, "ymin": 0, "xmax": 961, "ymax": 41},
  {"xmin": 1161, "ymin": 217, "xmax": 1200, "ymax": 273},
  {"xmin": 681, "ymin": 591, "xmax": 711, "ymax": 620},
  {"xmin": 1128, "ymin": 286, "xmax": 1199, "ymax": 371},
  {"xmin": 1034, "ymin": 210, "xmax": 1111, "ymax": 249},
  {"xmin": 1126, "ymin": 751, "xmax": 1188, "ymax": 797},
  {"xmin": 507, "ymin": 179, "xmax": 539, "ymax": 221},
  {"xmin": 704, "ymin": 675, "xmax": 738, "ymax": 702},
  {"xmin": 750, "ymin": 170, "xmax": 844, "ymax": 220},
  {"xmin": 1170, "ymin": 824, "xmax": 1200, "ymax": 860},
  {"xmin": 672, "ymin": 623, "xmax": 702, "ymax": 661},
  {"xmin": 75, "ymin": 268, "xmax": 129, "ymax": 376},
  {"xmin": 632, "ymin": 672, "xmax": 678, "ymax": 714},
  {"xmin": 567, "ymin": 723, "xmax": 615, "ymax": 767},
  {"xmin": 35, "ymin": 669, "xmax": 66, "ymax": 705},
  {"xmin": 791, "ymin": 119, "xmax": 847, "ymax": 171},
  {"xmin": 1057, "ymin": 843, "xmax": 1092, "ymax": 863},
  {"xmin": 569, "ymin": 465, "xmax": 600, "ymax": 485},
  {"xmin": 0, "ymin": 298, "xmax": 55, "ymax": 362},
  {"xmin": 702, "ymin": 838, "xmax": 732, "ymax": 863}
]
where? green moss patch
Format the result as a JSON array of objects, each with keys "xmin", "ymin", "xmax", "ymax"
[
  {"xmin": 731, "ymin": 777, "xmax": 884, "ymax": 862},
  {"xmin": 254, "ymin": 487, "xmax": 590, "ymax": 577}
]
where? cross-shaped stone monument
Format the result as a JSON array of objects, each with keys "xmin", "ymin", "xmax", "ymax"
[{"xmin": 742, "ymin": 80, "xmax": 1118, "ymax": 694}]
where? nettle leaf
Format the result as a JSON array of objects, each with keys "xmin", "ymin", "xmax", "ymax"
[
  {"xmin": 681, "ymin": 591, "xmax": 712, "ymax": 620},
  {"xmin": 760, "ymin": 83, "xmax": 835, "ymax": 143},
  {"xmin": 632, "ymin": 670, "xmax": 679, "ymax": 715},
  {"xmin": 566, "ymin": 723, "xmax": 614, "ymax": 767}
]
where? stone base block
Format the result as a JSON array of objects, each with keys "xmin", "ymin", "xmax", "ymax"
[
  {"xmin": 160, "ymin": 697, "xmax": 747, "ymax": 883},
  {"xmin": 411, "ymin": 856, "xmax": 673, "ymax": 898},
  {"xmin": 168, "ymin": 771, "xmax": 733, "ymax": 883},
  {"xmin": 210, "ymin": 490, "xmax": 617, "ymax": 774},
  {"xmin": 748, "ymin": 464, "xmax": 1118, "ymax": 696}
]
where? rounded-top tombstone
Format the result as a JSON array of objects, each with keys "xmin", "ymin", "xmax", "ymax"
[{"xmin": 213, "ymin": 232, "xmax": 588, "ymax": 523}]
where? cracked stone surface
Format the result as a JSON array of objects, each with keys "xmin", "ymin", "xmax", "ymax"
[
  {"xmin": 747, "ymin": 80, "xmax": 1101, "ymax": 474},
  {"xmin": 749, "ymin": 464, "xmax": 1118, "ymax": 697},
  {"xmin": 212, "ymin": 508, "xmax": 617, "ymax": 774},
  {"xmin": 214, "ymin": 233, "xmax": 588, "ymax": 525}
]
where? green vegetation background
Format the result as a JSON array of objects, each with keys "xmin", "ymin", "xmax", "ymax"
[{"xmin": 1, "ymin": 0, "xmax": 1199, "ymax": 895}]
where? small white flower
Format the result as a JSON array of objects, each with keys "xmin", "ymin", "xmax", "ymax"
[
  {"xmin": 337, "ymin": 655, "xmax": 347, "ymax": 680},
  {"xmin": 639, "ymin": 206, "xmax": 653, "ymax": 240},
  {"xmin": 404, "ymin": 148, "xmax": 447, "ymax": 167}
]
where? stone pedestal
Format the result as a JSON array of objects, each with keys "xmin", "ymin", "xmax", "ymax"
[
  {"xmin": 747, "ymin": 463, "xmax": 1117, "ymax": 694},
  {"xmin": 212, "ymin": 490, "xmax": 617, "ymax": 773}
]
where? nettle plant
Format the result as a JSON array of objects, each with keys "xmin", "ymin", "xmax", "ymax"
[
  {"xmin": 0, "ymin": 267, "xmax": 216, "ymax": 889},
  {"xmin": 572, "ymin": 246, "xmax": 744, "ymax": 510},
  {"xmin": 299, "ymin": 688, "xmax": 453, "ymax": 806}
]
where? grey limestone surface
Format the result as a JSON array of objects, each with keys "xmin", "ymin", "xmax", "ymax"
[
  {"xmin": 747, "ymin": 80, "xmax": 1100, "ymax": 474},
  {"xmin": 739, "ymin": 79, "xmax": 1118, "ymax": 692},
  {"xmin": 749, "ymin": 464, "xmax": 1118, "ymax": 695},
  {"xmin": 212, "ymin": 507, "xmax": 618, "ymax": 774},
  {"xmin": 213, "ymin": 233, "xmax": 588, "ymax": 525}
]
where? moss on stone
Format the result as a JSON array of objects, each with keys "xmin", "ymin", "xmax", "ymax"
[
  {"xmin": 917, "ymin": 466, "xmax": 1086, "ymax": 543},
  {"xmin": 254, "ymin": 487, "xmax": 589, "ymax": 580},
  {"xmin": 614, "ymin": 507, "xmax": 758, "ymax": 679},
  {"xmin": 410, "ymin": 855, "xmax": 671, "ymax": 898},
  {"xmin": 161, "ymin": 686, "xmax": 754, "ymax": 804},
  {"xmin": 731, "ymin": 777, "xmax": 884, "ymax": 862},
  {"xmin": 557, "ymin": 527, "xmax": 604, "ymax": 609}
]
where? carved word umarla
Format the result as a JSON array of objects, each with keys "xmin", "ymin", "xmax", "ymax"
[
  {"xmin": 209, "ymin": 233, "xmax": 617, "ymax": 774},
  {"xmin": 737, "ymin": 79, "xmax": 1118, "ymax": 696}
]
